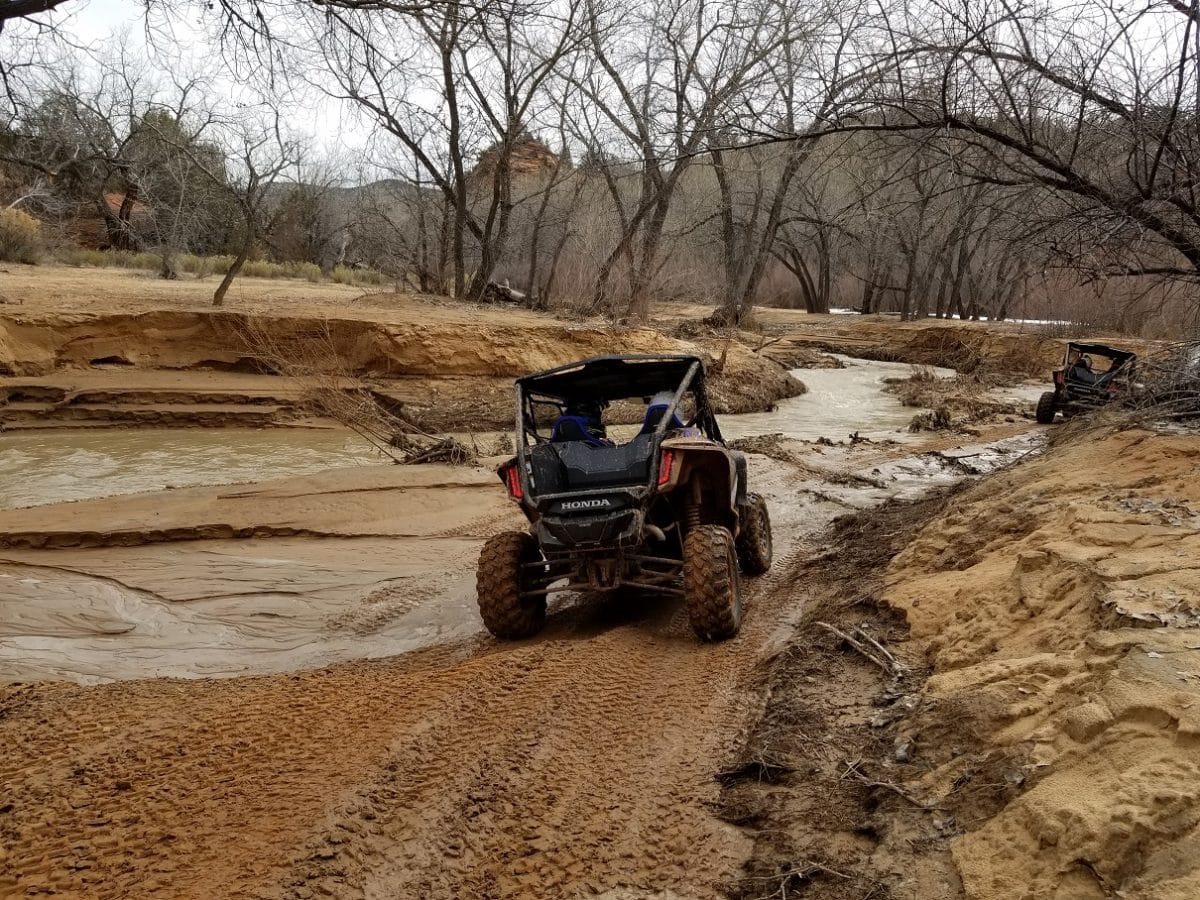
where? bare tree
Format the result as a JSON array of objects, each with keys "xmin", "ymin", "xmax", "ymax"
[
  {"xmin": 207, "ymin": 114, "xmax": 298, "ymax": 305},
  {"xmin": 265, "ymin": 159, "xmax": 353, "ymax": 272},
  {"xmin": 831, "ymin": 0, "xmax": 1200, "ymax": 309},
  {"xmin": 570, "ymin": 0, "xmax": 807, "ymax": 319},
  {"xmin": 311, "ymin": 0, "xmax": 581, "ymax": 299}
]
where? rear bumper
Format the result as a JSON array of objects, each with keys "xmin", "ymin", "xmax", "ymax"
[{"xmin": 536, "ymin": 509, "xmax": 642, "ymax": 551}]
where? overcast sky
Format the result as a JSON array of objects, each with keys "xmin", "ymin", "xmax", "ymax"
[{"xmin": 44, "ymin": 0, "xmax": 371, "ymax": 166}]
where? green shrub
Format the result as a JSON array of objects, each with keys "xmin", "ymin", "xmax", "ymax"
[
  {"xmin": 0, "ymin": 208, "xmax": 46, "ymax": 264},
  {"xmin": 56, "ymin": 248, "xmax": 108, "ymax": 267},
  {"xmin": 180, "ymin": 254, "xmax": 234, "ymax": 278},
  {"xmin": 236, "ymin": 258, "xmax": 322, "ymax": 281}
]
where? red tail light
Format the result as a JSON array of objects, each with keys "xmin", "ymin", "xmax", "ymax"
[
  {"xmin": 657, "ymin": 450, "xmax": 674, "ymax": 487},
  {"xmin": 1053, "ymin": 370, "xmax": 1065, "ymax": 386},
  {"xmin": 502, "ymin": 464, "xmax": 523, "ymax": 500}
]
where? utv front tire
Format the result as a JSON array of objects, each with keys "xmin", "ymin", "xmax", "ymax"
[
  {"xmin": 477, "ymin": 531, "xmax": 546, "ymax": 639},
  {"xmin": 684, "ymin": 525, "xmax": 742, "ymax": 641},
  {"xmin": 736, "ymin": 493, "xmax": 773, "ymax": 576},
  {"xmin": 1035, "ymin": 391, "xmax": 1057, "ymax": 425}
]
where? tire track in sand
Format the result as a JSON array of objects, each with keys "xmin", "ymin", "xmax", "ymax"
[{"xmin": 277, "ymin": 462, "xmax": 816, "ymax": 899}]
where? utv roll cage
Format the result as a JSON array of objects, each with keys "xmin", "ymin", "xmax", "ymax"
[
  {"xmin": 512, "ymin": 354, "xmax": 723, "ymax": 507},
  {"xmin": 1063, "ymin": 341, "xmax": 1136, "ymax": 371},
  {"xmin": 1057, "ymin": 342, "xmax": 1138, "ymax": 393}
]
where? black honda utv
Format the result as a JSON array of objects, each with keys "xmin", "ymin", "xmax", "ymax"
[
  {"xmin": 1036, "ymin": 341, "xmax": 1138, "ymax": 424},
  {"xmin": 476, "ymin": 354, "xmax": 772, "ymax": 642}
]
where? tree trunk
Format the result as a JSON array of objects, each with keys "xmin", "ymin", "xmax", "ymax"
[
  {"xmin": 115, "ymin": 187, "xmax": 138, "ymax": 251},
  {"xmin": 624, "ymin": 193, "xmax": 672, "ymax": 322},
  {"xmin": 213, "ymin": 235, "xmax": 251, "ymax": 307},
  {"xmin": 440, "ymin": 13, "xmax": 469, "ymax": 300},
  {"xmin": 813, "ymin": 231, "xmax": 832, "ymax": 314},
  {"xmin": 710, "ymin": 147, "xmax": 743, "ymax": 322},
  {"xmin": 861, "ymin": 267, "xmax": 877, "ymax": 314},
  {"xmin": 900, "ymin": 252, "xmax": 917, "ymax": 321},
  {"xmin": 437, "ymin": 195, "xmax": 452, "ymax": 295}
]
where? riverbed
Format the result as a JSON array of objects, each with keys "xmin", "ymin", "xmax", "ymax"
[{"xmin": 0, "ymin": 358, "xmax": 973, "ymax": 509}]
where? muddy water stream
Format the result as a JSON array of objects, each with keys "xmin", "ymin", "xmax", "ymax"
[
  {"xmin": 722, "ymin": 355, "xmax": 955, "ymax": 441},
  {"xmin": 0, "ymin": 428, "xmax": 384, "ymax": 509},
  {"xmin": 0, "ymin": 357, "xmax": 951, "ymax": 510}
]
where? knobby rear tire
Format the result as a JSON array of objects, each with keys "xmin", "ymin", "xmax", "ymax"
[
  {"xmin": 736, "ymin": 492, "xmax": 773, "ymax": 576},
  {"xmin": 476, "ymin": 531, "xmax": 547, "ymax": 639},
  {"xmin": 684, "ymin": 525, "xmax": 743, "ymax": 641},
  {"xmin": 1035, "ymin": 391, "xmax": 1057, "ymax": 425}
]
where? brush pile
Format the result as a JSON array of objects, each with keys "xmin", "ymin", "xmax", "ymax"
[
  {"xmin": 1129, "ymin": 342, "xmax": 1200, "ymax": 419},
  {"xmin": 883, "ymin": 367, "xmax": 1024, "ymax": 432}
]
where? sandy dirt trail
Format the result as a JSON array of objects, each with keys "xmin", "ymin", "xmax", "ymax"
[
  {"xmin": 1, "ymin": 458, "xmax": 823, "ymax": 900},
  {"xmin": 1, "ymin": 619, "xmax": 751, "ymax": 899}
]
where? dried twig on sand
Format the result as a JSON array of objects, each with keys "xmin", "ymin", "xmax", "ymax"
[
  {"xmin": 840, "ymin": 760, "xmax": 941, "ymax": 811},
  {"xmin": 815, "ymin": 622, "xmax": 906, "ymax": 676},
  {"xmin": 738, "ymin": 859, "xmax": 854, "ymax": 900}
]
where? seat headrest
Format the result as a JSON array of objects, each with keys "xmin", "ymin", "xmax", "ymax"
[
  {"xmin": 552, "ymin": 415, "xmax": 606, "ymax": 446},
  {"xmin": 640, "ymin": 403, "xmax": 684, "ymax": 435}
]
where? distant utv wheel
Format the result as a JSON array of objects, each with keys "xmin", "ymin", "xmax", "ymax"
[
  {"xmin": 476, "ymin": 531, "xmax": 546, "ymax": 639},
  {"xmin": 1035, "ymin": 391, "xmax": 1058, "ymax": 425},
  {"xmin": 684, "ymin": 525, "xmax": 743, "ymax": 641},
  {"xmin": 736, "ymin": 493, "xmax": 773, "ymax": 576}
]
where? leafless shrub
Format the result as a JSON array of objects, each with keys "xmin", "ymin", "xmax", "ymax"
[
  {"xmin": 1113, "ymin": 343, "xmax": 1200, "ymax": 423},
  {"xmin": 0, "ymin": 208, "xmax": 45, "ymax": 264}
]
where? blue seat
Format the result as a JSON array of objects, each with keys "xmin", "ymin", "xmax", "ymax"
[
  {"xmin": 639, "ymin": 403, "xmax": 684, "ymax": 435},
  {"xmin": 551, "ymin": 415, "xmax": 608, "ymax": 447},
  {"xmin": 531, "ymin": 433, "xmax": 655, "ymax": 493}
]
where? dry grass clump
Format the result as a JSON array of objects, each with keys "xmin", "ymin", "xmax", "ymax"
[
  {"xmin": 0, "ymin": 209, "xmax": 46, "ymax": 264},
  {"xmin": 54, "ymin": 248, "xmax": 389, "ymax": 285},
  {"xmin": 909, "ymin": 407, "xmax": 953, "ymax": 432}
]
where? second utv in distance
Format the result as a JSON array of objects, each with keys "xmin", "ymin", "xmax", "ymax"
[{"xmin": 1036, "ymin": 341, "xmax": 1139, "ymax": 424}]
